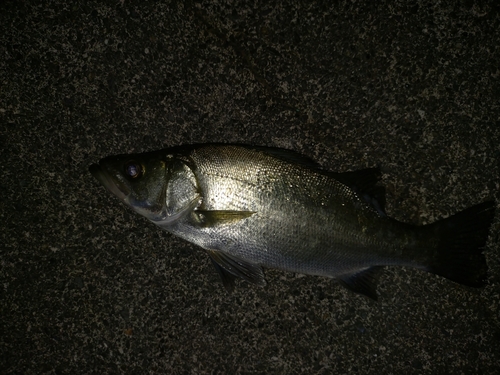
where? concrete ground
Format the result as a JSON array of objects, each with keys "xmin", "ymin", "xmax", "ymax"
[{"xmin": 1, "ymin": 1, "xmax": 499, "ymax": 374}]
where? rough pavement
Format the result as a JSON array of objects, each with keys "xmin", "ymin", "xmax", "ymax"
[{"xmin": 2, "ymin": 1, "xmax": 500, "ymax": 374}]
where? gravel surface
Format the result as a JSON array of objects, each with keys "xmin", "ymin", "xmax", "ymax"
[{"xmin": 2, "ymin": 1, "xmax": 499, "ymax": 374}]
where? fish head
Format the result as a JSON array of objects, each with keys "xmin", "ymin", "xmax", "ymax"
[{"xmin": 89, "ymin": 152, "xmax": 170, "ymax": 222}]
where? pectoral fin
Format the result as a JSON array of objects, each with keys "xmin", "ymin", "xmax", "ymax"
[
  {"xmin": 196, "ymin": 210, "xmax": 255, "ymax": 227},
  {"xmin": 337, "ymin": 266, "xmax": 384, "ymax": 300},
  {"xmin": 207, "ymin": 250, "xmax": 266, "ymax": 288}
]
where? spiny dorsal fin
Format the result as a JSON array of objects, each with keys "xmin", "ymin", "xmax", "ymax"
[
  {"xmin": 251, "ymin": 147, "xmax": 386, "ymax": 216},
  {"xmin": 244, "ymin": 146, "xmax": 321, "ymax": 168}
]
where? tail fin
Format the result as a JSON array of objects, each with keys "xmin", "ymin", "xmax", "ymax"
[{"xmin": 426, "ymin": 201, "xmax": 495, "ymax": 287}]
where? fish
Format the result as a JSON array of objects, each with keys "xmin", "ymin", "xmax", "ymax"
[{"xmin": 89, "ymin": 144, "xmax": 496, "ymax": 299}]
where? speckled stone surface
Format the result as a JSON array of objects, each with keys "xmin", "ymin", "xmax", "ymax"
[{"xmin": 1, "ymin": 1, "xmax": 500, "ymax": 374}]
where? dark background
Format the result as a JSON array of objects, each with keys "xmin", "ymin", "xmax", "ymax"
[{"xmin": 2, "ymin": 1, "xmax": 500, "ymax": 374}]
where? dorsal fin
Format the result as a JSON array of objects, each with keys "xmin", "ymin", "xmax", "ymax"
[
  {"xmin": 249, "ymin": 146, "xmax": 386, "ymax": 216},
  {"xmin": 331, "ymin": 168, "xmax": 386, "ymax": 216},
  {"xmin": 244, "ymin": 146, "xmax": 321, "ymax": 168}
]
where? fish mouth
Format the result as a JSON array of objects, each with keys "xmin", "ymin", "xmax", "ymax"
[{"xmin": 89, "ymin": 163, "xmax": 129, "ymax": 201}]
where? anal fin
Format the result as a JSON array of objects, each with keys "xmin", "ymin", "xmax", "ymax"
[{"xmin": 337, "ymin": 266, "xmax": 384, "ymax": 300}]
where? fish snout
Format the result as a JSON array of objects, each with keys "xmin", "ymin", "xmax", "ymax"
[{"xmin": 89, "ymin": 162, "xmax": 129, "ymax": 200}]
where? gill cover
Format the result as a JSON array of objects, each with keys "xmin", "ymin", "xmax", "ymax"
[{"xmin": 155, "ymin": 157, "xmax": 201, "ymax": 227}]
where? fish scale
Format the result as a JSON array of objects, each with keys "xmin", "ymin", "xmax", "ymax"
[{"xmin": 190, "ymin": 147, "xmax": 377, "ymax": 265}]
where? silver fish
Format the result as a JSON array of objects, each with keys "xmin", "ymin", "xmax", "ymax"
[{"xmin": 89, "ymin": 144, "xmax": 495, "ymax": 299}]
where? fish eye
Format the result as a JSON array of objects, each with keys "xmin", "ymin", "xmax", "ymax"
[{"xmin": 124, "ymin": 160, "xmax": 144, "ymax": 179}]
